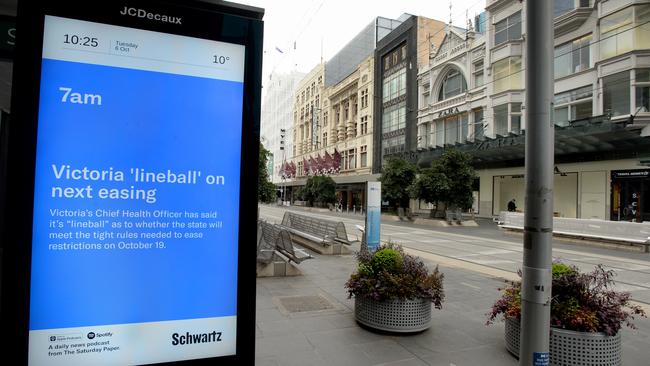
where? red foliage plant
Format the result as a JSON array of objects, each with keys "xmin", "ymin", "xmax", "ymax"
[
  {"xmin": 345, "ymin": 243, "xmax": 444, "ymax": 309},
  {"xmin": 486, "ymin": 263, "xmax": 646, "ymax": 336}
]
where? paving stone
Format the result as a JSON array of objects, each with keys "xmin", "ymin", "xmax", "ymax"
[{"xmin": 256, "ymin": 206, "xmax": 650, "ymax": 365}]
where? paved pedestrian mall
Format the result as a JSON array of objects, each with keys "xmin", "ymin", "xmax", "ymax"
[{"xmin": 256, "ymin": 206, "xmax": 650, "ymax": 366}]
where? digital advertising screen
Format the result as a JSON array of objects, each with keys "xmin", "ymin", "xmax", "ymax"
[{"xmin": 27, "ymin": 14, "xmax": 246, "ymax": 365}]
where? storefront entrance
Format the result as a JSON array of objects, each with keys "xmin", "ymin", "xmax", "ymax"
[
  {"xmin": 611, "ymin": 169, "xmax": 650, "ymax": 222},
  {"xmin": 336, "ymin": 183, "xmax": 366, "ymax": 212}
]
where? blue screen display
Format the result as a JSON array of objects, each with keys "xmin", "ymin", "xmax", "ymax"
[{"xmin": 29, "ymin": 57, "xmax": 243, "ymax": 330}]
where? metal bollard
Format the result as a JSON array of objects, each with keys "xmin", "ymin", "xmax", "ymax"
[{"xmin": 353, "ymin": 205, "xmax": 356, "ymax": 214}]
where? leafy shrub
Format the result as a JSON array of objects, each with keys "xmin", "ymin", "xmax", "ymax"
[
  {"xmin": 371, "ymin": 248, "xmax": 404, "ymax": 274},
  {"xmin": 486, "ymin": 262, "xmax": 646, "ymax": 336},
  {"xmin": 552, "ymin": 262, "xmax": 575, "ymax": 279},
  {"xmin": 345, "ymin": 242, "xmax": 445, "ymax": 309}
]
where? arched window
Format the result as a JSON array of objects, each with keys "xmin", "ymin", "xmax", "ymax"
[{"xmin": 438, "ymin": 68, "xmax": 467, "ymax": 101}]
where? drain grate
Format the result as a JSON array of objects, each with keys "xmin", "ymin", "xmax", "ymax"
[{"xmin": 276, "ymin": 295, "xmax": 335, "ymax": 313}]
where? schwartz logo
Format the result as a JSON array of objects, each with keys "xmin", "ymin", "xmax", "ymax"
[
  {"xmin": 119, "ymin": 7, "xmax": 182, "ymax": 25},
  {"xmin": 172, "ymin": 331, "xmax": 221, "ymax": 345}
]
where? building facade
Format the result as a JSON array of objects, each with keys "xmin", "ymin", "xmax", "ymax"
[
  {"xmin": 414, "ymin": 0, "xmax": 650, "ymax": 221},
  {"xmin": 285, "ymin": 58, "xmax": 375, "ymax": 209},
  {"xmin": 372, "ymin": 15, "xmax": 448, "ymax": 173},
  {"xmin": 260, "ymin": 70, "xmax": 305, "ymax": 184},
  {"xmin": 283, "ymin": 17, "xmax": 404, "ymax": 209}
]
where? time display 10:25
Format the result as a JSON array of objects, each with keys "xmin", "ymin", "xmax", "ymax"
[{"xmin": 63, "ymin": 34, "xmax": 98, "ymax": 47}]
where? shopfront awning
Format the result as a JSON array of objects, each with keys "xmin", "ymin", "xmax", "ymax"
[
  {"xmin": 276, "ymin": 173, "xmax": 379, "ymax": 187},
  {"xmin": 411, "ymin": 115, "xmax": 650, "ymax": 169}
]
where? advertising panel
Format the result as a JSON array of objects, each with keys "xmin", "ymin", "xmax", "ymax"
[
  {"xmin": 25, "ymin": 14, "xmax": 247, "ymax": 366},
  {"xmin": 366, "ymin": 181, "xmax": 381, "ymax": 250}
]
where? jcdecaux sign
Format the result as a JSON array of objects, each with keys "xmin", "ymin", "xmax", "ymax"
[{"xmin": 0, "ymin": 1, "xmax": 263, "ymax": 365}]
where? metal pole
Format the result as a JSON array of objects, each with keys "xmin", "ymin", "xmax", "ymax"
[{"xmin": 521, "ymin": 1, "xmax": 554, "ymax": 365}]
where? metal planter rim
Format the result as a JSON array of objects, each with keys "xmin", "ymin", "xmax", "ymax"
[
  {"xmin": 504, "ymin": 317, "xmax": 622, "ymax": 365},
  {"xmin": 354, "ymin": 296, "xmax": 431, "ymax": 333}
]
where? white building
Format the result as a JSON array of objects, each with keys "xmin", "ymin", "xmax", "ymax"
[
  {"xmin": 415, "ymin": 0, "xmax": 650, "ymax": 221},
  {"xmin": 260, "ymin": 70, "xmax": 305, "ymax": 184}
]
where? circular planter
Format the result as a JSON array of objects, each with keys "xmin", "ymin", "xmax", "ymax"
[
  {"xmin": 354, "ymin": 296, "xmax": 431, "ymax": 333},
  {"xmin": 505, "ymin": 317, "xmax": 622, "ymax": 365}
]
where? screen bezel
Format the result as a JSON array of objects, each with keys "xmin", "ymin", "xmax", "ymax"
[{"xmin": 1, "ymin": 1, "xmax": 263, "ymax": 365}]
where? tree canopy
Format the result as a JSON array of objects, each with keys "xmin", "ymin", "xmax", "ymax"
[
  {"xmin": 258, "ymin": 143, "xmax": 276, "ymax": 203},
  {"xmin": 409, "ymin": 149, "xmax": 475, "ymax": 215},
  {"xmin": 302, "ymin": 175, "xmax": 336, "ymax": 206},
  {"xmin": 379, "ymin": 157, "xmax": 418, "ymax": 209}
]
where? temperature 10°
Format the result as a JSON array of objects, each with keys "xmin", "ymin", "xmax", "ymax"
[{"xmin": 213, "ymin": 55, "xmax": 230, "ymax": 65}]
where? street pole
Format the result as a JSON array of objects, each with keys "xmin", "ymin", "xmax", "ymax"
[{"xmin": 521, "ymin": 1, "xmax": 554, "ymax": 366}]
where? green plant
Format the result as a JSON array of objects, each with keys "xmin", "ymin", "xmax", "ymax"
[
  {"xmin": 408, "ymin": 149, "xmax": 476, "ymax": 214},
  {"xmin": 371, "ymin": 248, "xmax": 404, "ymax": 274},
  {"xmin": 486, "ymin": 262, "xmax": 646, "ymax": 336},
  {"xmin": 379, "ymin": 158, "xmax": 417, "ymax": 210},
  {"xmin": 302, "ymin": 175, "xmax": 336, "ymax": 206},
  {"xmin": 345, "ymin": 242, "xmax": 445, "ymax": 308},
  {"xmin": 258, "ymin": 143, "xmax": 276, "ymax": 203},
  {"xmin": 552, "ymin": 262, "xmax": 575, "ymax": 278}
]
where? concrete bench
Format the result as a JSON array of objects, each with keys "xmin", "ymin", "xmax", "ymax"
[
  {"xmin": 279, "ymin": 212, "xmax": 352, "ymax": 255},
  {"xmin": 445, "ymin": 210, "xmax": 463, "ymax": 224},
  {"xmin": 259, "ymin": 221, "xmax": 312, "ymax": 264},
  {"xmin": 498, "ymin": 211, "xmax": 650, "ymax": 253},
  {"xmin": 256, "ymin": 221, "xmax": 275, "ymax": 264},
  {"xmin": 256, "ymin": 221, "xmax": 312, "ymax": 277}
]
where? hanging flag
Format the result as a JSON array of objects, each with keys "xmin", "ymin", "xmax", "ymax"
[
  {"xmin": 324, "ymin": 151, "xmax": 333, "ymax": 173},
  {"xmin": 332, "ymin": 149, "xmax": 341, "ymax": 174}
]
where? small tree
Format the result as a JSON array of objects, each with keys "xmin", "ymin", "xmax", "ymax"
[
  {"xmin": 408, "ymin": 162, "xmax": 450, "ymax": 217},
  {"xmin": 408, "ymin": 149, "xmax": 475, "ymax": 216},
  {"xmin": 379, "ymin": 157, "xmax": 417, "ymax": 211},
  {"xmin": 303, "ymin": 176, "xmax": 336, "ymax": 207},
  {"xmin": 439, "ymin": 149, "xmax": 475, "ymax": 210},
  {"xmin": 258, "ymin": 143, "xmax": 276, "ymax": 203}
]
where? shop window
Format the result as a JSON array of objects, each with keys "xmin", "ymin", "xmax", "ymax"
[
  {"xmin": 460, "ymin": 114, "xmax": 469, "ymax": 143},
  {"xmin": 438, "ymin": 68, "xmax": 467, "ymax": 101},
  {"xmin": 382, "ymin": 135, "xmax": 405, "ymax": 158},
  {"xmin": 444, "ymin": 116, "xmax": 459, "ymax": 145},
  {"xmin": 494, "ymin": 104, "xmax": 508, "ymax": 136},
  {"xmin": 348, "ymin": 149, "xmax": 356, "ymax": 170},
  {"xmin": 494, "ymin": 11, "xmax": 521, "ymax": 46},
  {"xmin": 382, "ymin": 102, "xmax": 406, "ymax": 134},
  {"xmin": 493, "ymin": 57, "xmax": 522, "ymax": 93},
  {"xmin": 382, "ymin": 67, "xmax": 406, "ymax": 102},
  {"xmin": 473, "ymin": 109, "xmax": 484, "ymax": 140},
  {"xmin": 555, "ymin": 0, "xmax": 575, "ymax": 17},
  {"xmin": 511, "ymin": 103, "xmax": 521, "ymax": 134},
  {"xmin": 434, "ymin": 120, "xmax": 444, "ymax": 147},
  {"xmin": 600, "ymin": 4, "xmax": 650, "ymax": 60},
  {"xmin": 635, "ymin": 69, "xmax": 650, "ymax": 113},
  {"xmin": 554, "ymin": 85, "xmax": 593, "ymax": 124},
  {"xmin": 424, "ymin": 123, "xmax": 431, "ymax": 147},
  {"xmin": 473, "ymin": 60, "xmax": 484, "ymax": 88},
  {"xmin": 421, "ymin": 82, "xmax": 430, "ymax": 107},
  {"xmin": 555, "ymin": 34, "xmax": 591, "ymax": 79},
  {"xmin": 603, "ymin": 71, "xmax": 630, "ymax": 117},
  {"xmin": 360, "ymin": 116, "xmax": 369, "ymax": 135}
]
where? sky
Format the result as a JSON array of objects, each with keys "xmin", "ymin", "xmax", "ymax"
[{"xmin": 236, "ymin": 0, "xmax": 486, "ymax": 88}]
